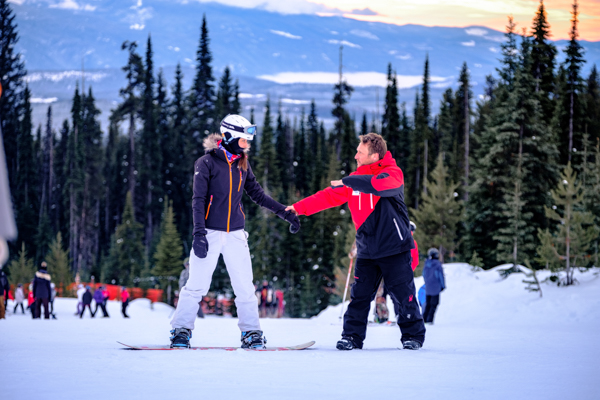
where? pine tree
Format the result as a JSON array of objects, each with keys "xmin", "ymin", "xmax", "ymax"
[
  {"xmin": 467, "ymin": 22, "xmax": 558, "ymax": 268},
  {"xmin": 410, "ymin": 154, "xmax": 462, "ymax": 261},
  {"xmin": 408, "ymin": 57, "xmax": 432, "ymax": 209},
  {"xmin": 585, "ymin": 66, "xmax": 600, "ymax": 143},
  {"xmin": 118, "ymin": 41, "xmax": 144, "ymax": 201},
  {"xmin": 140, "ymin": 35, "xmax": 162, "ymax": 255},
  {"xmin": 382, "ymin": 64, "xmax": 401, "ymax": 158},
  {"xmin": 0, "ymin": 0, "xmax": 26, "ymax": 198},
  {"xmin": 7, "ymin": 242, "xmax": 34, "ymax": 287},
  {"xmin": 45, "ymin": 232, "xmax": 71, "ymax": 295},
  {"xmin": 294, "ymin": 109, "xmax": 309, "ymax": 195},
  {"xmin": 331, "ymin": 50, "xmax": 354, "ymax": 160},
  {"xmin": 76, "ymin": 88, "xmax": 103, "ymax": 276},
  {"xmin": 255, "ymin": 97, "xmax": 279, "ymax": 192},
  {"xmin": 215, "ymin": 66, "xmax": 237, "ymax": 121},
  {"xmin": 170, "ymin": 63, "xmax": 193, "ymax": 243},
  {"xmin": 55, "ymin": 120, "xmax": 69, "ymax": 243},
  {"xmin": 537, "ymin": 163, "xmax": 598, "ymax": 285},
  {"xmin": 554, "ymin": 0, "xmax": 586, "ymax": 164},
  {"xmin": 103, "ymin": 192, "xmax": 145, "ymax": 286},
  {"xmin": 188, "ymin": 14, "xmax": 216, "ymax": 143},
  {"xmin": 455, "ymin": 62, "xmax": 472, "ymax": 200},
  {"xmin": 14, "ymin": 86, "xmax": 38, "ymax": 259},
  {"xmin": 530, "ymin": 0, "xmax": 557, "ymax": 121},
  {"xmin": 275, "ymin": 102, "xmax": 292, "ymax": 203},
  {"xmin": 152, "ymin": 200, "xmax": 184, "ymax": 289}
]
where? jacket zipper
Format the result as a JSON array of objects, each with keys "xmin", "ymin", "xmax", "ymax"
[
  {"xmin": 222, "ymin": 150, "xmax": 233, "ymax": 233},
  {"xmin": 358, "ymin": 192, "xmax": 361, "ymax": 211},
  {"xmin": 239, "ymin": 203, "xmax": 245, "ymax": 219},
  {"xmin": 238, "ymin": 170, "xmax": 242, "ymax": 192},
  {"xmin": 393, "ymin": 218, "xmax": 404, "ymax": 240},
  {"xmin": 370, "ymin": 194, "xmax": 373, "ymax": 209},
  {"xmin": 205, "ymin": 195, "xmax": 213, "ymax": 220}
]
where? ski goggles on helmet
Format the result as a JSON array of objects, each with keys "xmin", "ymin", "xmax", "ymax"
[{"xmin": 221, "ymin": 120, "xmax": 257, "ymax": 141}]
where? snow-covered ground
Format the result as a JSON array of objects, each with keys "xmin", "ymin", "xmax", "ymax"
[{"xmin": 1, "ymin": 264, "xmax": 599, "ymax": 400}]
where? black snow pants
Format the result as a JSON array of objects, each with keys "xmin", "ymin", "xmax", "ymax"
[
  {"xmin": 423, "ymin": 294, "xmax": 440, "ymax": 323},
  {"xmin": 342, "ymin": 251, "xmax": 426, "ymax": 347},
  {"xmin": 34, "ymin": 298, "xmax": 50, "ymax": 319}
]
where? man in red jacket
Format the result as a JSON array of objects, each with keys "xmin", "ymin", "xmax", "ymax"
[{"xmin": 287, "ymin": 133, "xmax": 426, "ymax": 350}]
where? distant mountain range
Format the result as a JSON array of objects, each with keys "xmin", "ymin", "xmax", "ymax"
[{"xmin": 14, "ymin": 0, "xmax": 600, "ymax": 132}]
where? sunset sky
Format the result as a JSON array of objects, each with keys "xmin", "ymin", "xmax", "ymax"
[
  {"xmin": 313, "ymin": 0, "xmax": 600, "ymax": 41},
  {"xmin": 196, "ymin": 0, "xmax": 600, "ymax": 41}
]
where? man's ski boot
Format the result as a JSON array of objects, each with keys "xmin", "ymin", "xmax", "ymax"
[
  {"xmin": 336, "ymin": 335, "xmax": 362, "ymax": 350},
  {"xmin": 402, "ymin": 339, "xmax": 422, "ymax": 350},
  {"xmin": 241, "ymin": 330, "xmax": 267, "ymax": 349},
  {"xmin": 170, "ymin": 327, "xmax": 192, "ymax": 348}
]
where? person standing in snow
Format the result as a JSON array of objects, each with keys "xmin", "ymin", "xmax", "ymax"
[
  {"xmin": 33, "ymin": 262, "xmax": 52, "ymax": 319},
  {"xmin": 169, "ymin": 114, "xmax": 300, "ymax": 349},
  {"xmin": 0, "ymin": 268, "xmax": 8, "ymax": 319},
  {"xmin": 75, "ymin": 284, "xmax": 85, "ymax": 315},
  {"xmin": 13, "ymin": 284, "xmax": 25, "ymax": 314},
  {"xmin": 93, "ymin": 286, "xmax": 109, "ymax": 317},
  {"xmin": 80, "ymin": 286, "xmax": 94, "ymax": 318},
  {"xmin": 287, "ymin": 133, "xmax": 426, "ymax": 350},
  {"xmin": 422, "ymin": 248, "xmax": 446, "ymax": 324},
  {"xmin": 120, "ymin": 286, "xmax": 130, "ymax": 318}
]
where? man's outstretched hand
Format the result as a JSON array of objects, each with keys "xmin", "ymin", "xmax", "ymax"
[
  {"xmin": 277, "ymin": 208, "xmax": 301, "ymax": 234},
  {"xmin": 285, "ymin": 205, "xmax": 298, "ymax": 215}
]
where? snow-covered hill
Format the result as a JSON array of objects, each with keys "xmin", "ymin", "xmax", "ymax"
[{"xmin": 1, "ymin": 264, "xmax": 599, "ymax": 399}]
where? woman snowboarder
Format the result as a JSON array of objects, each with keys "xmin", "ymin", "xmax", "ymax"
[{"xmin": 169, "ymin": 114, "xmax": 300, "ymax": 349}]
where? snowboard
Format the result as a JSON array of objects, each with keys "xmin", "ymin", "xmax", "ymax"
[{"xmin": 117, "ymin": 340, "xmax": 315, "ymax": 351}]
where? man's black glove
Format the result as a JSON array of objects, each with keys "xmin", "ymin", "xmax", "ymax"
[
  {"xmin": 276, "ymin": 210, "xmax": 301, "ymax": 234},
  {"xmin": 193, "ymin": 234, "xmax": 209, "ymax": 259}
]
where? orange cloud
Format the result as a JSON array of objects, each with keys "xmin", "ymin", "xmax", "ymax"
[{"xmin": 310, "ymin": 0, "xmax": 600, "ymax": 41}]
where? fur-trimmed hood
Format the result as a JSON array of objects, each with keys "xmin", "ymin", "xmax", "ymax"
[
  {"xmin": 202, "ymin": 133, "xmax": 251, "ymax": 154},
  {"xmin": 202, "ymin": 133, "xmax": 222, "ymax": 153}
]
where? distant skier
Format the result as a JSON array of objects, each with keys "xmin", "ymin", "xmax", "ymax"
[
  {"xmin": 169, "ymin": 114, "xmax": 300, "ymax": 349},
  {"xmin": 287, "ymin": 133, "xmax": 426, "ymax": 350},
  {"xmin": 33, "ymin": 262, "xmax": 52, "ymax": 319},
  {"xmin": 0, "ymin": 268, "xmax": 8, "ymax": 319},
  {"xmin": 13, "ymin": 284, "xmax": 25, "ymax": 314},
  {"xmin": 80, "ymin": 286, "xmax": 94, "ymax": 318},
  {"xmin": 75, "ymin": 284, "xmax": 85, "ymax": 315},
  {"xmin": 422, "ymin": 248, "xmax": 446, "ymax": 324},
  {"xmin": 121, "ymin": 286, "xmax": 130, "ymax": 318},
  {"xmin": 93, "ymin": 286, "xmax": 109, "ymax": 317}
]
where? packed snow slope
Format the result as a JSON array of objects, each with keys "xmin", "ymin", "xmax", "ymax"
[{"xmin": 1, "ymin": 264, "xmax": 599, "ymax": 400}]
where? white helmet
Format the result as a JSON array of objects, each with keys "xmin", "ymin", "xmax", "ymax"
[{"xmin": 220, "ymin": 114, "xmax": 257, "ymax": 143}]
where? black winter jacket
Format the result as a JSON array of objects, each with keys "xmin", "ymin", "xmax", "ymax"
[
  {"xmin": 33, "ymin": 269, "xmax": 52, "ymax": 299},
  {"xmin": 192, "ymin": 134, "xmax": 286, "ymax": 235}
]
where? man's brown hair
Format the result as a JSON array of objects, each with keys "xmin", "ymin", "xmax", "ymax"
[{"xmin": 359, "ymin": 133, "xmax": 387, "ymax": 160}]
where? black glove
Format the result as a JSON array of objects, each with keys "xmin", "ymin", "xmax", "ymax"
[
  {"xmin": 193, "ymin": 234, "xmax": 209, "ymax": 259},
  {"xmin": 277, "ymin": 210, "xmax": 301, "ymax": 234}
]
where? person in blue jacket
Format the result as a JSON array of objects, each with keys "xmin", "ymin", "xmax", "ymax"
[{"xmin": 422, "ymin": 248, "xmax": 445, "ymax": 324}]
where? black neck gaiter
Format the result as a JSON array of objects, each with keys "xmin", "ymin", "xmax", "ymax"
[{"xmin": 222, "ymin": 138, "xmax": 244, "ymax": 155}]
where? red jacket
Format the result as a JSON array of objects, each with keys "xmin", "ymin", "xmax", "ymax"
[
  {"xmin": 294, "ymin": 152, "xmax": 414, "ymax": 259},
  {"xmin": 121, "ymin": 289, "xmax": 129, "ymax": 302}
]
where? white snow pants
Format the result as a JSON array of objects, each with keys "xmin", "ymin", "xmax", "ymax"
[{"xmin": 170, "ymin": 229, "xmax": 260, "ymax": 332}]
